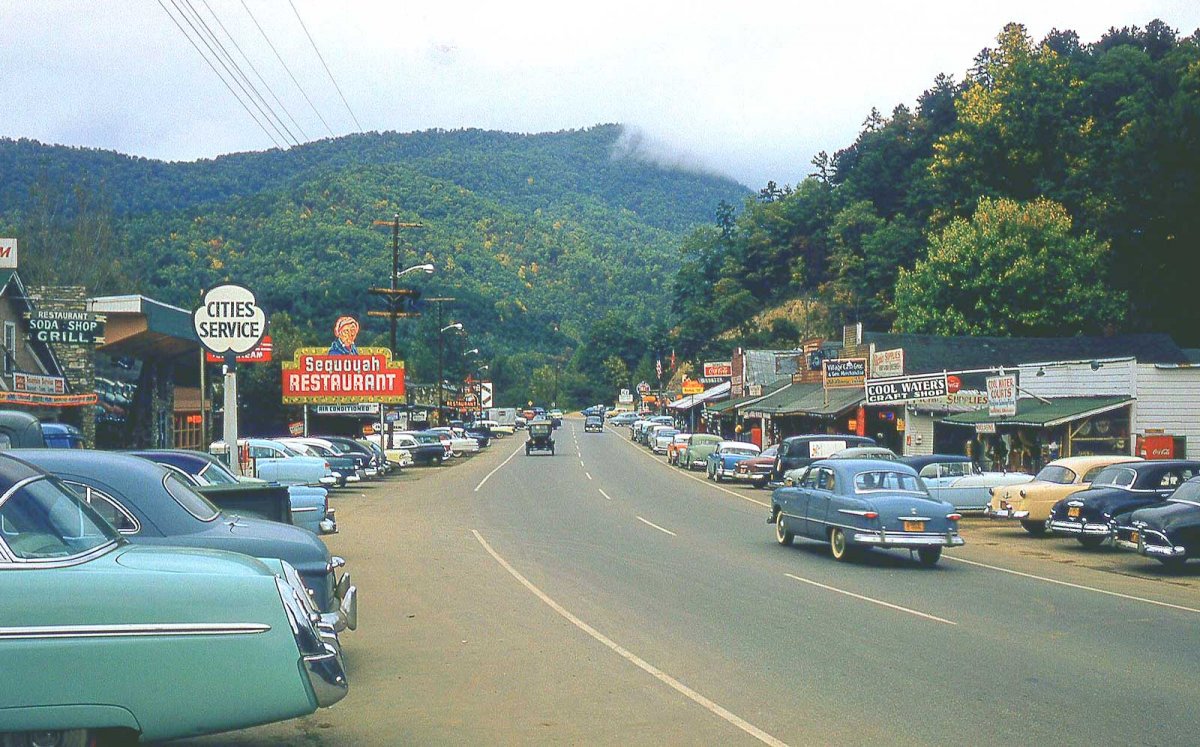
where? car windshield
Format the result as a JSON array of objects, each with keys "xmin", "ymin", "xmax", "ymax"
[
  {"xmin": 853, "ymin": 471, "xmax": 927, "ymax": 494},
  {"xmin": 197, "ymin": 461, "xmax": 240, "ymax": 486},
  {"xmin": 274, "ymin": 442, "xmax": 304, "ymax": 457},
  {"xmin": 163, "ymin": 473, "xmax": 221, "ymax": 522},
  {"xmin": 1034, "ymin": 464, "xmax": 1078, "ymax": 484},
  {"xmin": 1088, "ymin": 466, "xmax": 1138, "ymax": 489},
  {"xmin": 0, "ymin": 476, "xmax": 121, "ymax": 560}
]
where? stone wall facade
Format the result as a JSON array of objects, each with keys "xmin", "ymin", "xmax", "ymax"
[{"xmin": 27, "ymin": 284, "xmax": 96, "ymax": 447}]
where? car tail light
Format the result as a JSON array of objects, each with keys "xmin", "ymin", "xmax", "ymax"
[
  {"xmin": 947, "ymin": 513, "xmax": 961, "ymax": 521},
  {"xmin": 863, "ymin": 511, "xmax": 879, "ymax": 520}
]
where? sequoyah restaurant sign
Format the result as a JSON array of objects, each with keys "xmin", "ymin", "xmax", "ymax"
[{"xmin": 282, "ymin": 348, "xmax": 406, "ymax": 404}]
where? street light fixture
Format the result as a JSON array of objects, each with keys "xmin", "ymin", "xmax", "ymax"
[
  {"xmin": 396, "ymin": 263, "xmax": 435, "ymax": 278},
  {"xmin": 437, "ymin": 322, "xmax": 466, "ymax": 422}
]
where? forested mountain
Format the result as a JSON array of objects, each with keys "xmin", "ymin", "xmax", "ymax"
[
  {"xmin": 0, "ymin": 124, "xmax": 749, "ymax": 413},
  {"xmin": 670, "ymin": 20, "xmax": 1200, "ymax": 361}
]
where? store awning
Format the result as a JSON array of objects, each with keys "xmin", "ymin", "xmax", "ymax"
[
  {"xmin": 744, "ymin": 383, "xmax": 816, "ymax": 416},
  {"xmin": 707, "ymin": 381, "xmax": 789, "ymax": 415},
  {"xmin": 940, "ymin": 396, "xmax": 1134, "ymax": 428},
  {"xmin": 783, "ymin": 386, "xmax": 864, "ymax": 417},
  {"xmin": 667, "ymin": 380, "xmax": 731, "ymax": 410}
]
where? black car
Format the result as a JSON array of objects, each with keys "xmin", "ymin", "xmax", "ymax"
[
  {"xmin": 772, "ymin": 434, "xmax": 876, "ymax": 483},
  {"xmin": 584, "ymin": 416, "xmax": 603, "ymax": 433},
  {"xmin": 1047, "ymin": 459, "xmax": 1200, "ymax": 547},
  {"xmin": 1114, "ymin": 476, "xmax": 1200, "ymax": 568}
]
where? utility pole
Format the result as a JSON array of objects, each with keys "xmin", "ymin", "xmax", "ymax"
[
  {"xmin": 426, "ymin": 297, "xmax": 456, "ymax": 425},
  {"xmin": 368, "ymin": 215, "xmax": 424, "ymax": 446}
]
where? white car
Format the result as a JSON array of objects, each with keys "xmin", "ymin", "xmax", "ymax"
[
  {"xmin": 477, "ymin": 419, "xmax": 515, "ymax": 436},
  {"xmin": 421, "ymin": 428, "xmax": 480, "ymax": 457},
  {"xmin": 652, "ymin": 428, "xmax": 680, "ymax": 454}
]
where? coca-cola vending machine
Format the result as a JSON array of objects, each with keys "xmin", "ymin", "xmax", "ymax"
[{"xmin": 1136, "ymin": 434, "xmax": 1186, "ymax": 460}]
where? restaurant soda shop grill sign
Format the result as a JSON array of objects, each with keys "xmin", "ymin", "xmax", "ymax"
[
  {"xmin": 282, "ymin": 348, "xmax": 406, "ymax": 404},
  {"xmin": 25, "ymin": 311, "xmax": 106, "ymax": 344}
]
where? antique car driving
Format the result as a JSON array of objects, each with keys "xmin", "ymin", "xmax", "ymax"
[
  {"xmin": 706, "ymin": 441, "xmax": 762, "ymax": 482},
  {"xmin": 526, "ymin": 420, "xmax": 555, "ymax": 455},
  {"xmin": 772, "ymin": 434, "xmax": 876, "ymax": 483},
  {"xmin": 901, "ymin": 454, "xmax": 1034, "ymax": 512},
  {"xmin": 666, "ymin": 432, "xmax": 692, "ymax": 466},
  {"xmin": 584, "ymin": 416, "xmax": 604, "ymax": 433},
  {"xmin": 17, "ymin": 450, "xmax": 357, "ymax": 633},
  {"xmin": 985, "ymin": 455, "xmax": 1143, "ymax": 534},
  {"xmin": 733, "ymin": 445, "xmax": 779, "ymax": 487},
  {"xmin": 769, "ymin": 459, "xmax": 964, "ymax": 565},
  {"xmin": 1114, "ymin": 476, "xmax": 1200, "ymax": 568},
  {"xmin": 0, "ymin": 453, "xmax": 347, "ymax": 744},
  {"xmin": 1047, "ymin": 459, "xmax": 1200, "ymax": 546},
  {"xmin": 129, "ymin": 448, "xmax": 336, "ymax": 536},
  {"xmin": 680, "ymin": 434, "xmax": 723, "ymax": 471}
]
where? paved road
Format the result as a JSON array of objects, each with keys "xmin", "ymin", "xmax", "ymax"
[{"xmin": 177, "ymin": 419, "xmax": 1200, "ymax": 745}]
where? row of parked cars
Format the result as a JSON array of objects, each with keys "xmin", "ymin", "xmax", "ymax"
[{"xmin": 622, "ymin": 416, "xmax": 1200, "ymax": 570}]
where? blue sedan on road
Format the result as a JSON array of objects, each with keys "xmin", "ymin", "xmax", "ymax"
[{"xmin": 769, "ymin": 459, "xmax": 964, "ymax": 565}]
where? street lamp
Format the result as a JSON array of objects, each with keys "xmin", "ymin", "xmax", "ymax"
[
  {"xmin": 396, "ymin": 263, "xmax": 435, "ymax": 278},
  {"xmin": 437, "ymin": 322, "xmax": 465, "ymax": 423}
]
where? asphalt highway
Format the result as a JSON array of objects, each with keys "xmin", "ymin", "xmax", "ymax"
[{"xmin": 177, "ymin": 418, "xmax": 1200, "ymax": 745}]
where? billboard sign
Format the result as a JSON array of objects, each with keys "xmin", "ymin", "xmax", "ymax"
[
  {"xmin": 871, "ymin": 348, "xmax": 904, "ymax": 378},
  {"xmin": 25, "ymin": 310, "xmax": 106, "ymax": 345},
  {"xmin": 282, "ymin": 347, "xmax": 406, "ymax": 404},
  {"xmin": 12, "ymin": 372, "xmax": 66, "ymax": 395},
  {"xmin": 0, "ymin": 238, "xmax": 15, "ymax": 269},
  {"xmin": 823, "ymin": 358, "xmax": 867, "ymax": 389},
  {"xmin": 702, "ymin": 361, "xmax": 733, "ymax": 379}
]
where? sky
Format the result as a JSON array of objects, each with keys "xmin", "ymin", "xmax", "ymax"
[{"xmin": 2, "ymin": 1, "xmax": 1199, "ymax": 188}]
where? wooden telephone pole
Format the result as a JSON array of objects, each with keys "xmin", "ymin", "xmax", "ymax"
[{"xmin": 367, "ymin": 215, "xmax": 424, "ymax": 443}]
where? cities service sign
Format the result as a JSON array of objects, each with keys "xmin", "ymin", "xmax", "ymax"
[{"xmin": 193, "ymin": 284, "xmax": 267, "ymax": 356}]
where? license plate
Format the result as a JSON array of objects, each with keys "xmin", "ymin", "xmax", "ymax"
[
  {"xmin": 1068, "ymin": 507, "xmax": 1081, "ymax": 518},
  {"xmin": 903, "ymin": 520, "xmax": 925, "ymax": 532},
  {"xmin": 1129, "ymin": 530, "xmax": 1139, "ymax": 544}
]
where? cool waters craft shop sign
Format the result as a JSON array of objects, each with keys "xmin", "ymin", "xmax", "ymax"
[{"xmin": 281, "ymin": 348, "xmax": 406, "ymax": 404}]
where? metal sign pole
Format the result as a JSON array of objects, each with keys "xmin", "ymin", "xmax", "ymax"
[{"xmin": 222, "ymin": 353, "xmax": 239, "ymax": 475}]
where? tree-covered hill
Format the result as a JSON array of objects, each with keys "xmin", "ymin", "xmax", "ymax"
[{"xmin": 0, "ymin": 125, "xmax": 750, "ymax": 406}]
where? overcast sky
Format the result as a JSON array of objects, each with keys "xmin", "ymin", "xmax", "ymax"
[{"xmin": 3, "ymin": 1, "xmax": 1199, "ymax": 188}]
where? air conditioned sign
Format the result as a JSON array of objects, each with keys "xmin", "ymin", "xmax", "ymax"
[
  {"xmin": 865, "ymin": 373, "xmax": 949, "ymax": 404},
  {"xmin": 25, "ymin": 310, "xmax": 106, "ymax": 345},
  {"xmin": 313, "ymin": 403, "xmax": 381, "ymax": 416}
]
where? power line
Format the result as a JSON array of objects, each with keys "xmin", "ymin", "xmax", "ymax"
[
  {"xmin": 199, "ymin": 0, "xmax": 310, "ymax": 142},
  {"xmin": 288, "ymin": 0, "xmax": 363, "ymax": 131},
  {"xmin": 239, "ymin": 0, "xmax": 336, "ymax": 138},
  {"xmin": 155, "ymin": 0, "xmax": 283, "ymax": 149},
  {"xmin": 174, "ymin": 0, "xmax": 298, "ymax": 146}
]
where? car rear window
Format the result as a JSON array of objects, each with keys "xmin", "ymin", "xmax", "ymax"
[{"xmin": 163, "ymin": 473, "xmax": 220, "ymax": 522}]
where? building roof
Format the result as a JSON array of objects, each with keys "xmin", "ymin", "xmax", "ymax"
[
  {"xmin": 667, "ymin": 381, "xmax": 731, "ymax": 411},
  {"xmin": 88, "ymin": 294, "xmax": 198, "ymax": 360},
  {"xmin": 864, "ymin": 332, "xmax": 1188, "ymax": 373},
  {"xmin": 940, "ymin": 396, "xmax": 1134, "ymax": 428},
  {"xmin": 707, "ymin": 380, "xmax": 788, "ymax": 415},
  {"xmin": 745, "ymin": 349, "xmax": 802, "ymax": 388}
]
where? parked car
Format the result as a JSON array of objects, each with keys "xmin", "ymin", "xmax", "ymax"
[
  {"xmin": 423, "ymin": 427, "xmax": 480, "ymax": 457},
  {"xmin": 901, "ymin": 454, "xmax": 1034, "ymax": 512},
  {"xmin": 477, "ymin": 419, "xmax": 515, "ymax": 437},
  {"xmin": 1047, "ymin": 460, "xmax": 1200, "ymax": 546},
  {"xmin": 40, "ymin": 421, "xmax": 85, "ymax": 448},
  {"xmin": 130, "ymin": 448, "xmax": 336, "ymax": 535},
  {"xmin": 0, "ymin": 453, "xmax": 348, "ymax": 743},
  {"xmin": 681, "ymin": 434, "xmax": 723, "ymax": 471},
  {"xmin": 215, "ymin": 438, "xmax": 339, "ymax": 488},
  {"xmin": 584, "ymin": 416, "xmax": 604, "ymax": 433},
  {"xmin": 666, "ymin": 433, "xmax": 692, "ymax": 465},
  {"xmin": 320, "ymin": 434, "xmax": 390, "ymax": 475},
  {"xmin": 652, "ymin": 428, "xmax": 680, "ymax": 454},
  {"xmin": 278, "ymin": 438, "xmax": 365, "ymax": 484},
  {"xmin": 391, "ymin": 432, "xmax": 448, "ymax": 465},
  {"xmin": 769, "ymin": 458, "xmax": 964, "ymax": 565},
  {"xmin": 0, "ymin": 409, "xmax": 46, "ymax": 447},
  {"xmin": 733, "ymin": 445, "xmax": 779, "ymax": 487},
  {"xmin": 985, "ymin": 455, "xmax": 1143, "ymax": 535},
  {"xmin": 772, "ymin": 434, "xmax": 877, "ymax": 483},
  {"xmin": 610, "ymin": 412, "xmax": 640, "ymax": 426},
  {"xmin": 358, "ymin": 436, "xmax": 411, "ymax": 469},
  {"xmin": 641, "ymin": 422, "xmax": 675, "ymax": 446},
  {"xmin": 707, "ymin": 441, "xmax": 762, "ymax": 481},
  {"xmin": 17, "ymin": 450, "xmax": 357, "ymax": 633},
  {"xmin": 1114, "ymin": 476, "xmax": 1200, "ymax": 568}
]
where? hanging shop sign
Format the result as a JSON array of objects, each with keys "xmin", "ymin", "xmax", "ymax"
[
  {"xmin": 682, "ymin": 378, "xmax": 705, "ymax": 395},
  {"xmin": 12, "ymin": 372, "xmax": 66, "ymax": 395},
  {"xmin": 864, "ymin": 373, "xmax": 949, "ymax": 404},
  {"xmin": 823, "ymin": 358, "xmax": 867, "ymax": 389},
  {"xmin": 871, "ymin": 348, "xmax": 904, "ymax": 378},
  {"xmin": 193, "ymin": 284, "xmax": 267, "ymax": 356},
  {"xmin": 0, "ymin": 391, "xmax": 97, "ymax": 407},
  {"xmin": 282, "ymin": 347, "xmax": 406, "ymax": 405},
  {"xmin": 986, "ymin": 374, "xmax": 1018, "ymax": 417},
  {"xmin": 206, "ymin": 336, "xmax": 273, "ymax": 364},
  {"xmin": 25, "ymin": 310, "xmax": 106, "ymax": 345}
]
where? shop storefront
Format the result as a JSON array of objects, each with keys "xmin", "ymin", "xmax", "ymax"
[{"xmin": 939, "ymin": 396, "xmax": 1134, "ymax": 472}]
